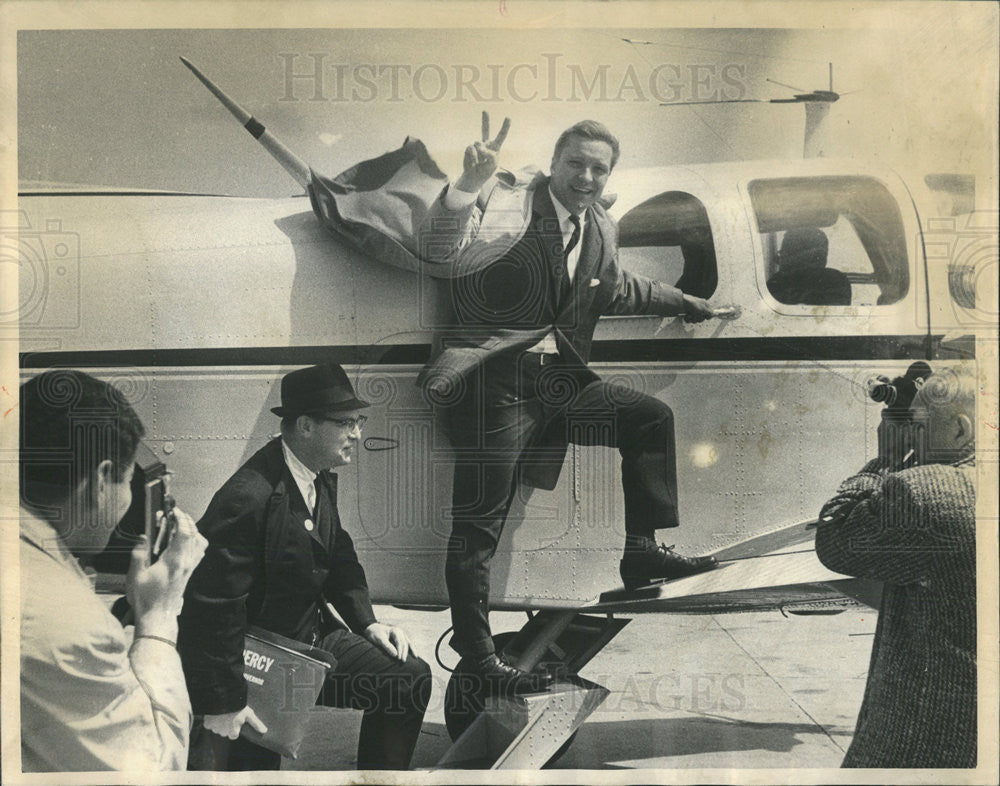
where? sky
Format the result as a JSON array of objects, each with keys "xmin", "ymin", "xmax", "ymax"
[{"xmin": 15, "ymin": 18, "xmax": 998, "ymax": 201}]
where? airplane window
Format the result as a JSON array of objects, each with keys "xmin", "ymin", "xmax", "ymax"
[
  {"xmin": 749, "ymin": 176, "xmax": 909, "ymax": 308},
  {"xmin": 617, "ymin": 191, "xmax": 718, "ymax": 298}
]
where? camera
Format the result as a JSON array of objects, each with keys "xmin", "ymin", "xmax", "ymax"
[
  {"xmin": 866, "ymin": 361, "xmax": 932, "ymax": 410},
  {"xmin": 139, "ymin": 447, "xmax": 177, "ymax": 564},
  {"xmin": 92, "ymin": 442, "xmax": 176, "ymax": 573},
  {"xmin": 867, "ymin": 361, "xmax": 933, "ymax": 469}
]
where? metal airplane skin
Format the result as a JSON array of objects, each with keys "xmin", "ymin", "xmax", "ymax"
[{"xmin": 16, "ymin": 57, "xmax": 987, "ymax": 766}]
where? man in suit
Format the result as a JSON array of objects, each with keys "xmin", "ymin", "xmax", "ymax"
[
  {"xmin": 815, "ymin": 367, "xmax": 977, "ymax": 767},
  {"xmin": 417, "ymin": 117, "xmax": 720, "ymax": 693},
  {"xmin": 177, "ymin": 364, "xmax": 430, "ymax": 770}
]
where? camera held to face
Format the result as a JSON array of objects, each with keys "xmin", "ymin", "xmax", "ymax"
[
  {"xmin": 867, "ymin": 361, "xmax": 933, "ymax": 469},
  {"xmin": 142, "ymin": 459, "xmax": 177, "ymax": 564},
  {"xmin": 92, "ymin": 443, "xmax": 177, "ymax": 572}
]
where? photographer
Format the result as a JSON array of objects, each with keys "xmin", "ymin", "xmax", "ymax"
[
  {"xmin": 815, "ymin": 365, "xmax": 977, "ymax": 768},
  {"xmin": 18, "ymin": 369, "xmax": 207, "ymax": 771}
]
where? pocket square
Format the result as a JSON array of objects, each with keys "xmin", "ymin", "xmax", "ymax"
[{"xmin": 589, "ymin": 278, "xmax": 600, "ymax": 288}]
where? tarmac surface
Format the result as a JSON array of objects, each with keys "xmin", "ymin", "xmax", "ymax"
[{"xmin": 285, "ymin": 604, "xmax": 877, "ymax": 772}]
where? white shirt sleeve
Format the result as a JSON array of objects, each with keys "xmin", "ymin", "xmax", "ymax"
[{"xmin": 442, "ymin": 184, "xmax": 480, "ymax": 212}]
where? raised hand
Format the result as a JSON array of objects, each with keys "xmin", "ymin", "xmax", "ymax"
[{"xmin": 455, "ymin": 111, "xmax": 511, "ymax": 194}]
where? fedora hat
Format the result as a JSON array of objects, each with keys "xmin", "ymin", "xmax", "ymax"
[{"xmin": 271, "ymin": 364, "xmax": 370, "ymax": 417}]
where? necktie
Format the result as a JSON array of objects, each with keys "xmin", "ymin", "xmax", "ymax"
[
  {"xmin": 313, "ymin": 474, "xmax": 334, "ymax": 545},
  {"xmin": 312, "ymin": 475, "xmax": 322, "ymax": 519},
  {"xmin": 564, "ymin": 214, "xmax": 581, "ymax": 258}
]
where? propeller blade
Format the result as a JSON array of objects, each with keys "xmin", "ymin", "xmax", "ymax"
[
  {"xmin": 180, "ymin": 56, "xmax": 311, "ymax": 189},
  {"xmin": 662, "ymin": 99, "xmax": 765, "ymax": 106}
]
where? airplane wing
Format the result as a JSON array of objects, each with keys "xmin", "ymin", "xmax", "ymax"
[{"xmin": 589, "ymin": 520, "xmax": 882, "ymax": 615}]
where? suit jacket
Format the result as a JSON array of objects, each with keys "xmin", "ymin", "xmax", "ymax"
[
  {"xmin": 416, "ymin": 172, "xmax": 686, "ymax": 488},
  {"xmin": 177, "ymin": 438, "xmax": 377, "ymax": 716},
  {"xmin": 815, "ymin": 456, "xmax": 976, "ymax": 767}
]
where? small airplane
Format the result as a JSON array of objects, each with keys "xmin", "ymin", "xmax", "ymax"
[{"xmin": 15, "ymin": 54, "xmax": 989, "ymax": 768}]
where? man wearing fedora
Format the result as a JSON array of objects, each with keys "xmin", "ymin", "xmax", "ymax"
[{"xmin": 178, "ymin": 364, "xmax": 431, "ymax": 771}]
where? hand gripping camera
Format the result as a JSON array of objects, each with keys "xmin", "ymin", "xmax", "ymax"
[{"xmin": 92, "ymin": 443, "xmax": 177, "ymax": 573}]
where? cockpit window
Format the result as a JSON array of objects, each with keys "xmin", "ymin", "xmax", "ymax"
[
  {"xmin": 749, "ymin": 176, "xmax": 909, "ymax": 307},
  {"xmin": 617, "ymin": 191, "xmax": 718, "ymax": 299}
]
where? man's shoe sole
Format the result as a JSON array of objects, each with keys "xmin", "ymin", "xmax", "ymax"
[{"xmin": 620, "ymin": 560, "xmax": 719, "ymax": 592}]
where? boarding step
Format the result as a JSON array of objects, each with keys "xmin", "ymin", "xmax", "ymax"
[{"xmin": 435, "ymin": 676, "xmax": 609, "ymax": 769}]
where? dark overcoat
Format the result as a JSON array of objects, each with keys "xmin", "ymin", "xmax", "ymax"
[{"xmin": 177, "ymin": 438, "xmax": 377, "ymax": 715}]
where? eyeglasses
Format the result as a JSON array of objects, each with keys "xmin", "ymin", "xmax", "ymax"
[{"xmin": 314, "ymin": 414, "xmax": 368, "ymax": 430}]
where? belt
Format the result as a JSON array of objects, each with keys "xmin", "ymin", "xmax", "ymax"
[{"xmin": 523, "ymin": 351, "xmax": 561, "ymax": 366}]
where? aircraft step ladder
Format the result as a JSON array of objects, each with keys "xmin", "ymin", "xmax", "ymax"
[
  {"xmin": 435, "ymin": 677, "xmax": 610, "ymax": 769},
  {"xmin": 434, "ymin": 610, "xmax": 630, "ymax": 769}
]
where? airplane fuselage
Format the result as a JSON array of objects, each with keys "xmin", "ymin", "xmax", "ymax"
[{"xmin": 16, "ymin": 157, "xmax": 982, "ymax": 609}]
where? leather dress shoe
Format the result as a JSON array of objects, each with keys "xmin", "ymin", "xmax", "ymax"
[
  {"xmin": 470, "ymin": 653, "xmax": 554, "ymax": 695},
  {"xmin": 620, "ymin": 538, "xmax": 718, "ymax": 591}
]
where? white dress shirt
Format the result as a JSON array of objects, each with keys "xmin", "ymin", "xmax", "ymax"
[
  {"xmin": 547, "ymin": 187, "xmax": 585, "ymax": 284},
  {"xmin": 282, "ymin": 439, "xmax": 318, "ymax": 517}
]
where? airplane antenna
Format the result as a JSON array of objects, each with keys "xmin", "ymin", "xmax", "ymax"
[
  {"xmin": 179, "ymin": 56, "xmax": 311, "ymax": 189},
  {"xmin": 663, "ymin": 63, "xmax": 844, "ymax": 158},
  {"xmin": 766, "ymin": 77, "xmax": 806, "ymax": 92}
]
